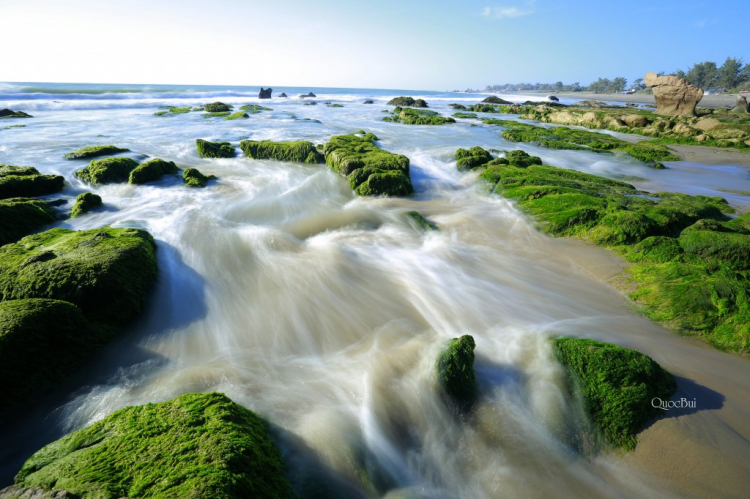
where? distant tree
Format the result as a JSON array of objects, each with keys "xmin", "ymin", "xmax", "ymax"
[
  {"xmin": 612, "ymin": 77, "xmax": 627, "ymax": 92},
  {"xmin": 715, "ymin": 57, "xmax": 745, "ymax": 90},
  {"xmin": 632, "ymin": 78, "xmax": 645, "ymax": 90},
  {"xmin": 685, "ymin": 61, "xmax": 718, "ymax": 89}
]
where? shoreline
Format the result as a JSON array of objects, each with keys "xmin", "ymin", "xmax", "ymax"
[{"xmin": 514, "ymin": 90, "xmax": 741, "ymax": 110}]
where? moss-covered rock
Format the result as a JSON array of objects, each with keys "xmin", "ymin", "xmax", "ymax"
[
  {"xmin": 74, "ymin": 157, "xmax": 139, "ymax": 185},
  {"xmin": 406, "ymin": 211, "xmax": 438, "ymax": 231},
  {"xmin": 0, "ymin": 165, "xmax": 64, "ymax": 199},
  {"xmin": 154, "ymin": 106, "xmax": 191, "ymax": 116},
  {"xmin": 225, "ymin": 112, "xmax": 250, "ymax": 120},
  {"xmin": 482, "ymin": 96, "xmax": 512, "ymax": 104},
  {"xmin": 0, "ymin": 109, "xmax": 33, "ymax": 118},
  {"xmin": 11, "ymin": 392, "xmax": 295, "ymax": 499},
  {"xmin": 0, "ymin": 198, "xmax": 57, "ymax": 246},
  {"xmin": 196, "ymin": 139, "xmax": 235, "ymax": 158},
  {"xmin": 202, "ymin": 111, "xmax": 232, "ymax": 119},
  {"xmin": 386, "ymin": 97, "xmax": 427, "ymax": 107},
  {"xmin": 449, "ymin": 103, "xmax": 468, "ymax": 110},
  {"xmin": 452, "ymin": 112, "xmax": 478, "ymax": 119},
  {"xmin": 183, "ymin": 168, "xmax": 217, "ymax": 188},
  {"xmin": 323, "ymin": 134, "xmax": 413, "ymax": 197},
  {"xmin": 71, "ymin": 192, "xmax": 102, "ymax": 217},
  {"xmin": 455, "ymin": 147, "xmax": 493, "ymax": 171},
  {"xmin": 0, "ymin": 299, "xmax": 92, "ymax": 421},
  {"xmin": 239, "ymin": 140, "xmax": 322, "ymax": 164},
  {"xmin": 239, "ymin": 104, "xmax": 272, "ymax": 113},
  {"xmin": 383, "ymin": 107, "xmax": 455, "ymax": 126},
  {"xmin": 129, "ymin": 158, "xmax": 179, "ymax": 184},
  {"xmin": 0, "ymin": 227, "xmax": 157, "ymax": 327},
  {"xmin": 203, "ymin": 102, "xmax": 232, "ymax": 113},
  {"xmin": 435, "ymin": 335, "xmax": 477, "ymax": 409},
  {"xmin": 553, "ymin": 337, "xmax": 676, "ymax": 450},
  {"xmin": 63, "ymin": 146, "xmax": 129, "ymax": 160}
]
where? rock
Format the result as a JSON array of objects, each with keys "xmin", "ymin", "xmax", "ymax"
[
  {"xmin": 387, "ymin": 96, "xmax": 418, "ymax": 106},
  {"xmin": 644, "ymin": 72, "xmax": 703, "ymax": 117},
  {"xmin": 74, "ymin": 157, "xmax": 139, "ymax": 185},
  {"xmin": 0, "ymin": 166, "xmax": 64, "ymax": 199},
  {"xmin": 435, "ymin": 335, "xmax": 477, "ymax": 409},
  {"xmin": 240, "ymin": 140, "xmax": 322, "ymax": 164},
  {"xmin": 0, "ymin": 485, "xmax": 74, "ymax": 498},
  {"xmin": 299, "ymin": 92, "xmax": 316, "ymax": 98},
  {"xmin": 571, "ymin": 100, "xmax": 619, "ymax": 109},
  {"xmin": 619, "ymin": 114, "xmax": 651, "ymax": 128},
  {"xmin": 239, "ymin": 104, "xmax": 272, "ymax": 113},
  {"xmin": 406, "ymin": 211, "xmax": 438, "ymax": 231},
  {"xmin": 278, "ymin": 92, "xmax": 288, "ymax": 98},
  {"xmin": 129, "ymin": 158, "xmax": 179, "ymax": 184},
  {"xmin": 694, "ymin": 117, "xmax": 722, "ymax": 132},
  {"xmin": 696, "ymin": 134, "xmax": 708, "ymax": 142},
  {"xmin": 455, "ymin": 146, "xmax": 493, "ymax": 171},
  {"xmin": 63, "ymin": 145, "xmax": 129, "ymax": 160},
  {"xmin": 258, "ymin": 87, "xmax": 273, "ymax": 99},
  {"xmin": 0, "ymin": 109, "xmax": 32, "ymax": 118},
  {"xmin": 482, "ymin": 95, "xmax": 512, "ymax": 104},
  {"xmin": 384, "ymin": 107, "xmax": 455, "ymax": 125},
  {"xmin": 450, "ymin": 103, "xmax": 467, "ymax": 110},
  {"xmin": 547, "ymin": 95, "xmax": 559, "ymax": 102},
  {"xmin": 323, "ymin": 134, "xmax": 413, "ymax": 197},
  {"xmin": 363, "ymin": 100, "xmax": 374, "ymax": 104},
  {"xmin": 203, "ymin": 101, "xmax": 232, "ymax": 112},
  {"xmin": 553, "ymin": 337, "xmax": 676, "ymax": 450},
  {"xmin": 182, "ymin": 167, "xmax": 217, "ymax": 187},
  {"xmin": 8, "ymin": 393, "xmax": 295, "ymax": 499},
  {"xmin": 732, "ymin": 95, "xmax": 749, "ymax": 114},
  {"xmin": 71, "ymin": 192, "xmax": 102, "ymax": 217},
  {"xmin": 0, "ymin": 198, "xmax": 56, "ymax": 246},
  {"xmin": 195, "ymin": 139, "xmax": 235, "ymax": 158},
  {"xmin": 224, "ymin": 111, "xmax": 250, "ymax": 120}
]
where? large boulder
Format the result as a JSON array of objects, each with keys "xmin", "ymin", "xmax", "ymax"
[
  {"xmin": 74, "ymin": 157, "xmax": 139, "ymax": 185},
  {"xmin": 483, "ymin": 95, "xmax": 512, "ymax": 104},
  {"xmin": 732, "ymin": 95, "xmax": 749, "ymax": 114},
  {"xmin": 195, "ymin": 139, "xmax": 235, "ymax": 158},
  {"xmin": 0, "ymin": 109, "xmax": 32, "ymax": 118},
  {"xmin": 259, "ymin": 87, "xmax": 273, "ymax": 99},
  {"xmin": 0, "ymin": 198, "xmax": 56, "ymax": 246},
  {"xmin": 435, "ymin": 335, "xmax": 477, "ymax": 409},
  {"xmin": 0, "ymin": 166, "xmax": 64, "ymax": 199},
  {"xmin": 71, "ymin": 192, "xmax": 102, "ymax": 217},
  {"xmin": 183, "ymin": 168, "xmax": 217, "ymax": 187},
  {"xmin": 644, "ymin": 72, "xmax": 703, "ymax": 117},
  {"xmin": 129, "ymin": 158, "xmax": 179, "ymax": 184},
  {"xmin": 240, "ymin": 140, "xmax": 322, "ymax": 164},
  {"xmin": 6, "ymin": 393, "xmax": 295, "ymax": 499},
  {"xmin": 63, "ymin": 145, "xmax": 129, "ymax": 160}
]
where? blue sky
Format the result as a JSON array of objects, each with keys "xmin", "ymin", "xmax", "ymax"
[{"xmin": 0, "ymin": 0, "xmax": 745, "ymax": 90}]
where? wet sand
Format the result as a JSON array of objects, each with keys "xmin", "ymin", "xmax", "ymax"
[
  {"xmin": 668, "ymin": 144, "xmax": 750, "ymax": 166},
  {"xmin": 524, "ymin": 91, "xmax": 741, "ymax": 110}
]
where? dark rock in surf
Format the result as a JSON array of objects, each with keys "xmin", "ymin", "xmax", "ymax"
[
  {"xmin": 278, "ymin": 93, "xmax": 288, "ymax": 98},
  {"xmin": 259, "ymin": 87, "xmax": 273, "ymax": 99},
  {"xmin": 435, "ymin": 335, "xmax": 477, "ymax": 409},
  {"xmin": 299, "ymin": 92, "xmax": 317, "ymax": 99},
  {"xmin": 363, "ymin": 100, "xmax": 374, "ymax": 104}
]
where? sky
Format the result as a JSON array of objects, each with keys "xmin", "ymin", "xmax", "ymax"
[{"xmin": 0, "ymin": 0, "xmax": 746, "ymax": 90}]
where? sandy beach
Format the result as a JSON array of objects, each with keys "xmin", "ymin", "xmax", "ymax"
[{"xmin": 521, "ymin": 91, "xmax": 742, "ymax": 109}]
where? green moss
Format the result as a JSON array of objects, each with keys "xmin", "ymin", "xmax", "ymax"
[
  {"xmin": 453, "ymin": 112, "xmax": 478, "ymax": 119},
  {"xmin": 0, "ymin": 165, "xmax": 64, "ymax": 199},
  {"xmin": 327, "ymin": 103, "xmax": 344, "ymax": 108},
  {"xmin": 0, "ymin": 299, "xmax": 92, "ymax": 422},
  {"xmin": 449, "ymin": 104, "xmax": 467, "ymax": 110},
  {"xmin": 0, "ymin": 227, "xmax": 157, "ymax": 326},
  {"xmin": 0, "ymin": 109, "xmax": 33, "ymax": 118},
  {"xmin": 435, "ymin": 335, "xmax": 477, "ymax": 409},
  {"xmin": 74, "ymin": 157, "xmax": 140, "ymax": 185},
  {"xmin": 154, "ymin": 107, "xmax": 191, "ymax": 116},
  {"xmin": 202, "ymin": 112, "xmax": 232, "ymax": 119},
  {"xmin": 386, "ymin": 97, "xmax": 427, "ymax": 107},
  {"xmin": 553, "ymin": 337, "xmax": 676, "ymax": 450},
  {"xmin": 63, "ymin": 145, "xmax": 129, "ymax": 160},
  {"xmin": 239, "ymin": 104, "xmax": 272, "ymax": 113},
  {"xmin": 455, "ymin": 146, "xmax": 493, "ymax": 171},
  {"xmin": 13, "ymin": 393, "xmax": 295, "ymax": 499},
  {"xmin": 383, "ymin": 107, "xmax": 455, "ymax": 125},
  {"xmin": 183, "ymin": 168, "xmax": 217, "ymax": 188},
  {"xmin": 406, "ymin": 211, "xmax": 438, "ymax": 231},
  {"xmin": 203, "ymin": 102, "xmax": 232, "ymax": 113},
  {"xmin": 196, "ymin": 139, "xmax": 235, "ymax": 158},
  {"xmin": 129, "ymin": 158, "xmax": 179, "ymax": 184},
  {"xmin": 482, "ymin": 96, "xmax": 512, "ymax": 104},
  {"xmin": 71, "ymin": 192, "xmax": 102, "ymax": 217},
  {"xmin": 225, "ymin": 112, "xmax": 250, "ymax": 120},
  {"xmin": 239, "ymin": 140, "xmax": 322, "ymax": 164},
  {"xmin": 323, "ymin": 134, "xmax": 413, "ymax": 197},
  {"xmin": 0, "ymin": 198, "xmax": 56, "ymax": 246}
]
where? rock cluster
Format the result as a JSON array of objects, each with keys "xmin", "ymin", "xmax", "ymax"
[{"xmin": 644, "ymin": 72, "xmax": 703, "ymax": 116}]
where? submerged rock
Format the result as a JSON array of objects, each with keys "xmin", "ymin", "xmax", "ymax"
[
  {"xmin": 259, "ymin": 87, "xmax": 273, "ymax": 99},
  {"xmin": 435, "ymin": 335, "xmax": 477, "ymax": 409},
  {"xmin": 129, "ymin": 158, "xmax": 179, "ymax": 184},
  {"xmin": 323, "ymin": 134, "xmax": 413, "ymax": 197},
  {"xmin": 196, "ymin": 139, "xmax": 235, "ymax": 158},
  {"xmin": 74, "ymin": 157, "xmax": 139, "ymax": 185},
  {"xmin": 63, "ymin": 145, "xmax": 129, "ymax": 160},
  {"xmin": 644, "ymin": 71, "xmax": 703, "ymax": 117},
  {"xmin": 0, "ymin": 198, "xmax": 56, "ymax": 246},
  {"xmin": 547, "ymin": 95, "xmax": 560, "ymax": 102},
  {"xmin": 553, "ymin": 337, "xmax": 676, "ymax": 450},
  {"xmin": 406, "ymin": 211, "xmax": 438, "ymax": 231},
  {"xmin": 225, "ymin": 111, "xmax": 250, "ymax": 120},
  {"xmin": 363, "ymin": 99, "xmax": 374, "ymax": 104},
  {"xmin": 240, "ymin": 140, "xmax": 322, "ymax": 164},
  {"xmin": 482, "ymin": 95, "xmax": 511, "ymax": 104},
  {"xmin": 240, "ymin": 104, "xmax": 272, "ymax": 113},
  {"xmin": 278, "ymin": 92, "xmax": 288, "ymax": 98},
  {"xmin": 0, "ymin": 109, "xmax": 32, "ymax": 118},
  {"xmin": 7, "ymin": 393, "xmax": 295, "ymax": 498},
  {"xmin": 204, "ymin": 102, "xmax": 233, "ymax": 113},
  {"xmin": 455, "ymin": 146, "xmax": 493, "ymax": 171},
  {"xmin": 299, "ymin": 92, "xmax": 316, "ymax": 98},
  {"xmin": 384, "ymin": 107, "xmax": 455, "ymax": 125},
  {"xmin": 71, "ymin": 192, "xmax": 102, "ymax": 217},
  {"xmin": 386, "ymin": 96, "xmax": 428, "ymax": 107},
  {"xmin": 182, "ymin": 167, "xmax": 217, "ymax": 187},
  {"xmin": 0, "ymin": 165, "xmax": 64, "ymax": 199}
]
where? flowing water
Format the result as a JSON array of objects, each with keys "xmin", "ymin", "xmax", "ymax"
[{"xmin": 1, "ymin": 83, "xmax": 750, "ymax": 498}]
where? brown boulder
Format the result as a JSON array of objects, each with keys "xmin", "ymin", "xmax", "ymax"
[
  {"xmin": 732, "ymin": 96, "xmax": 749, "ymax": 114},
  {"xmin": 644, "ymin": 72, "xmax": 703, "ymax": 117},
  {"xmin": 694, "ymin": 117, "xmax": 722, "ymax": 132},
  {"xmin": 620, "ymin": 114, "xmax": 651, "ymax": 127}
]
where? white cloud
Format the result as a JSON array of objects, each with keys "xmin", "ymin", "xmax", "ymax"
[{"xmin": 482, "ymin": 1, "xmax": 536, "ymax": 19}]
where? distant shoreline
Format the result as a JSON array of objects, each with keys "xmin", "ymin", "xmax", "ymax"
[{"xmin": 511, "ymin": 90, "xmax": 740, "ymax": 109}]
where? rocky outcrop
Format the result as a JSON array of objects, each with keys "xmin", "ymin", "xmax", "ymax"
[
  {"xmin": 195, "ymin": 139, "xmax": 235, "ymax": 158},
  {"xmin": 732, "ymin": 95, "xmax": 749, "ymax": 114},
  {"xmin": 278, "ymin": 92, "xmax": 288, "ymax": 98},
  {"xmin": 435, "ymin": 335, "xmax": 477, "ymax": 409},
  {"xmin": 482, "ymin": 95, "xmax": 512, "ymax": 104},
  {"xmin": 299, "ymin": 92, "xmax": 316, "ymax": 98},
  {"xmin": 644, "ymin": 72, "xmax": 703, "ymax": 116},
  {"xmin": 363, "ymin": 100, "xmax": 374, "ymax": 104},
  {"xmin": 547, "ymin": 95, "xmax": 559, "ymax": 101},
  {"xmin": 0, "ymin": 109, "xmax": 32, "ymax": 118},
  {"xmin": 71, "ymin": 192, "xmax": 102, "ymax": 217},
  {"xmin": 204, "ymin": 102, "xmax": 232, "ymax": 112},
  {"xmin": 0, "ymin": 166, "xmax": 64, "ymax": 199},
  {"xmin": 183, "ymin": 168, "xmax": 217, "ymax": 187},
  {"xmin": 259, "ymin": 87, "xmax": 273, "ymax": 99}
]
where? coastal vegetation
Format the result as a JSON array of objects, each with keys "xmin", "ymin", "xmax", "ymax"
[
  {"xmin": 63, "ymin": 145, "xmax": 129, "ymax": 160},
  {"xmin": 183, "ymin": 167, "xmax": 217, "ymax": 187},
  {"xmin": 240, "ymin": 140, "xmax": 322, "ymax": 164},
  {"xmin": 9, "ymin": 393, "xmax": 295, "ymax": 498},
  {"xmin": 204, "ymin": 102, "xmax": 232, "ymax": 113},
  {"xmin": 196, "ymin": 139, "xmax": 235, "ymax": 158},
  {"xmin": 129, "ymin": 158, "xmax": 179, "ymax": 184},
  {"xmin": 0, "ymin": 198, "xmax": 56, "ymax": 246},
  {"xmin": 154, "ymin": 106, "xmax": 192, "ymax": 116},
  {"xmin": 0, "ymin": 165, "xmax": 64, "ymax": 199},
  {"xmin": 74, "ymin": 157, "xmax": 140, "ymax": 185},
  {"xmin": 383, "ymin": 107, "xmax": 455, "ymax": 125},
  {"xmin": 71, "ymin": 192, "xmax": 102, "ymax": 217},
  {"xmin": 239, "ymin": 104, "xmax": 272, "ymax": 113}
]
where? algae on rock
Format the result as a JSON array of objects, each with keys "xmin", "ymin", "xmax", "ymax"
[
  {"xmin": 129, "ymin": 158, "xmax": 179, "ymax": 184},
  {"xmin": 435, "ymin": 335, "xmax": 477, "ymax": 409},
  {"xmin": 0, "ymin": 165, "xmax": 64, "ymax": 199},
  {"xmin": 63, "ymin": 145, "xmax": 129, "ymax": 160},
  {"xmin": 11, "ymin": 392, "xmax": 295, "ymax": 499},
  {"xmin": 196, "ymin": 139, "xmax": 235, "ymax": 159},
  {"xmin": 183, "ymin": 168, "xmax": 217, "ymax": 187},
  {"xmin": 0, "ymin": 198, "xmax": 57, "ymax": 246},
  {"xmin": 71, "ymin": 192, "xmax": 102, "ymax": 217},
  {"xmin": 74, "ymin": 157, "xmax": 140, "ymax": 185},
  {"xmin": 240, "ymin": 140, "xmax": 322, "ymax": 164}
]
